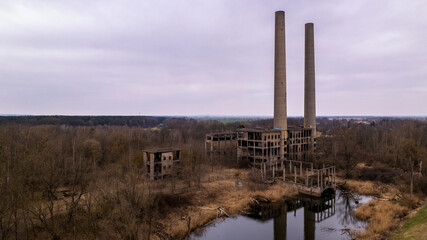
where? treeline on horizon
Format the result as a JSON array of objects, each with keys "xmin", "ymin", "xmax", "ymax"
[
  {"xmin": 0, "ymin": 115, "xmax": 168, "ymax": 127},
  {"xmin": 2, "ymin": 115, "xmax": 425, "ymax": 127}
]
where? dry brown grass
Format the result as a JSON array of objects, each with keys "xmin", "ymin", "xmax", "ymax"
[
  {"xmin": 344, "ymin": 179, "xmax": 378, "ymax": 196},
  {"xmin": 355, "ymin": 199, "xmax": 408, "ymax": 239},
  {"xmin": 338, "ymin": 177, "xmax": 400, "ymax": 199}
]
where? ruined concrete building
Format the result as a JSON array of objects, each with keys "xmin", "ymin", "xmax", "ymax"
[
  {"xmin": 236, "ymin": 129, "xmax": 282, "ymax": 167},
  {"xmin": 206, "ymin": 11, "xmax": 317, "ymax": 169},
  {"xmin": 143, "ymin": 149, "xmax": 182, "ymax": 180}
]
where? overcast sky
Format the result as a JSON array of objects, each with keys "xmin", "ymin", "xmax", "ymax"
[{"xmin": 1, "ymin": 0, "xmax": 426, "ymax": 116}]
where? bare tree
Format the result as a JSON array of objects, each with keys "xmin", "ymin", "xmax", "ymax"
[{"xmin": 334, "ymin": 128, "xmax": 361, "ymax": 178}]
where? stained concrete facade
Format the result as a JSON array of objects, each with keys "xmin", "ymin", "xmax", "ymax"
[
  {"xmin": 143, "ymin": 149, "xmax": 181, "ymax": 180},
  {"xmin": 236, "ymin": 128, "xmax": 282, "ymax": 168},
  {"xmin": 235, "ymin": 127, "xmax": 315, "ymax": 168},
  {"xmin": 287, "ymin": 127, "xmax": 316, "ymax": 161}
]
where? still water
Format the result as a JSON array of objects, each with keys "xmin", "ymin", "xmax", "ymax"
[{"xmin": 191, "ymin": 190, "xmax": 372, "ymax": 240}]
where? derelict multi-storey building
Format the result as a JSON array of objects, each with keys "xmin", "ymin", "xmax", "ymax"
[
  {"xmin": 206, "ymin": 11, "xmax": 317, "ymax": 169},
  {"xmin": 143, "ymin": 148, "xmax": 182, "ymax": 180}
]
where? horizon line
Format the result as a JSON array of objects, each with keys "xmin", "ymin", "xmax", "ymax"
[{"xmin": 1, "ymin": 114, "xmax": 426, "ymax": 118}]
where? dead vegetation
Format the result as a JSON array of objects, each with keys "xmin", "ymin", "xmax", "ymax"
[
  {"xmin": 355, "ymin": 200, "xmax": 407, "ymax": 239},
  {"xmin": 338, "ymin": 177, "xmax": 401, "ymax": 199}
]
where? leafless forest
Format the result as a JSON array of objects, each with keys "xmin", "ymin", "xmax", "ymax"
[{"xmin": 0, "ymin": 117, "xmax": 426, "ymax": 239}]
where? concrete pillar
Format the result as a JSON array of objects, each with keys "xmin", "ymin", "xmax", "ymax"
[
  {"xmin": 283, "ymin": 167, "xmax": 286, "ymax": 182},
  {"xmin": 273, "ymin": 164, "xmax": 275, "ymax": 177},
  {"xmin": 333, "ymin": 166, "xmax": 336, "ymax": 187},
  {"xmin": 261, "ymin": 163, "xmax": 264, "ymax": 181},
  {"xmin": 300, "ymin": 162, "xmax": 303, "ymax": 177},
  {"xmin": 264, "ymin": 163, "xmax": 267, "ymax": 180},
  {"xmin": 294, "ymin": 166, "xmax": 297, "ymax": 184},
  {"xmin": 306, "ymin": 169, "xmax": 308, "ymax": 186},
  {"xmin": 325, "ymin": 168, "xmax": 331, "ymax": 186},
  {"xmin": 304, "ymin": 23, "xmax": 316, "ymax": 136},
  {"xmin": 320, "ymin": 170, "xmax": 323, "ymax": 189},
  {"xmin": 317, "ymin": 171, "xmax": 319, "ymax": 187}
]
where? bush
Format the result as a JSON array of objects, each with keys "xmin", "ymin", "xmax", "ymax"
[
  {"xmin": 154, "ymin": 193, "xmax": 192, "ymax": 215},
  {"xmin": 357, "ymin": 167, "xmax": 398, "ymax": 184},
  {"xmin": 414, "ymin": 177, "xmax": 427, "ymax": 195}
]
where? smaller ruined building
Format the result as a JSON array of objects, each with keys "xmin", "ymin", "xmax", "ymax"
[{"xmin": 143, "ymin": 149, "xmax": 181, "ymax": 180}]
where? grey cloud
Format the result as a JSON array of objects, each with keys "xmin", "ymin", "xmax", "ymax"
[{"xmin": 0, "ymin": 0, "xmax": 426, "ymax": 116}]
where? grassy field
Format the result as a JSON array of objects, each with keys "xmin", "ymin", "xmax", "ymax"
[{"xmin": 389, "ymin": 204, "xmax": 427, "ymax": 240}]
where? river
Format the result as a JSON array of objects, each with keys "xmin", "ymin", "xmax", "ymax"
[{"xmin": 190, "ymin": 190, "xmax": 372, "ymax": 240}]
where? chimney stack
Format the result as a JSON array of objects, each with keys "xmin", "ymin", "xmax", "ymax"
[
  {"xmin": 304, "ymin": 23, "xmax": 316, "ymax": 135},
  {"xmin": 273, "ymin": 11, "xmax": 287, "ymax": 131}
]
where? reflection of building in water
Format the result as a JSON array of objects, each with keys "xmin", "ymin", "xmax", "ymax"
[
  {"xmin": 248, "ymin": 201, "xmax": 290, "ymax": 240},
  {"xmin": 248, "ymin": 194, "xmax": 336, "ymax": 240},
  {"xmin": 249, "ymin": 199, "xmax": 304, "ymax": 221},
  {"xmin": 303, "ymin": 194, "xmax": 335, "ymax": 240},
  {"xmin": 303, "ymin": 194, "xmax": 336, "ymax": 222}
]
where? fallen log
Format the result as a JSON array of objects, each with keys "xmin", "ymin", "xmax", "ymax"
[{"xmin": 217, "ymin": 207, "xmax": 229, "ymax": 217}]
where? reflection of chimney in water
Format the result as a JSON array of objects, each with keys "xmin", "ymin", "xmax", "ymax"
[
  {"xmin": 304, "ymin": 205, "xmax": 316, "ymax": 240},
  {"xmin": 273, "ymin": 204, "xmax": 287, "ymax": 240}
]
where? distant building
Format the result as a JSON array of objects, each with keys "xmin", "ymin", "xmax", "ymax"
[{"xmin": 142, "ymin": 148, "xmax": 182, "ymax": 180}]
